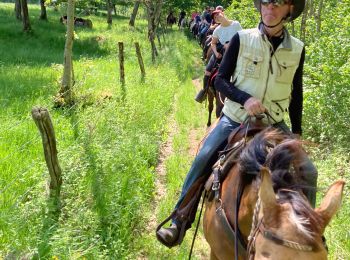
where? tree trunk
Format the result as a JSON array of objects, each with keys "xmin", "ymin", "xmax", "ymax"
[
  {"xmin": 107, "ymin": 0, "xmax": 113, "ymax": 25},
  {"xmin": 39, "ymin": 0, "xmax": 47, "ymax": 20},
  {"xmin": 15, "ymin": 0, "xmax": 22, "ymax": 20},
  {"xmin": 144, "ymin": 0, "xmax": 163, "ymax": 63},
  {"xmin": 309, "ymin": 0, "xmax": 314, "ymax": 16},
  {"xmin": 129, "ymin": 0, "xmax": 140, "ymax": 27},
  {"xmin": 60, "ymin": 0, "xmax": 75, "ymax": 106},
  {"xmin": 20, "ymin": 0, "xmax": 31, "ymax": 32},
  {"xmin": 316, "ymin": 0, "xmax": 324, "ymax": 33},
  {"xmin": 300, "ymin": 0, "xmax": 309, "ymax": 42}
]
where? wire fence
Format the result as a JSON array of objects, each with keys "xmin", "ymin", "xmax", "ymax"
[{"xmin": 0, "ymin": 62, "xmax": 120, "ymax": 218}]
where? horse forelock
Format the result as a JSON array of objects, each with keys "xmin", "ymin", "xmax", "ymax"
[{"xmin": 278, "ymin": 190, "xmax": 324, "ymax": 245}]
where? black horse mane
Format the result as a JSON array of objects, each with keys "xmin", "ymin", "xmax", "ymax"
[
  {"xmin": 239, "ymin": 128, "xmax": 323, "ymax": 241},
  {"xmin": 239, "ymin": 127, "xmax": 306, "ymax": 192}
]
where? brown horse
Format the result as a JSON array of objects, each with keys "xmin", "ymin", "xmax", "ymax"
[
  {"xmin": 203, "ymin": 129, "xmax": 345, "ymax": 259},
  {"xmin": 207, "ymin": 69, "xmax": 225, "ymax": 127}
]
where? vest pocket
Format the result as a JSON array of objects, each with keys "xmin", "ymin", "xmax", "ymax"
[
  {"xmin": 241, "ymin": 53, "xmax": 263, "ymax": 79},
  {"xmin": 275, "ymin": 59, "xmax": 299, "ymax": 84},
  {"xmin": 269, "ymin": 98, "xmax": 290, "ymax": 119}
]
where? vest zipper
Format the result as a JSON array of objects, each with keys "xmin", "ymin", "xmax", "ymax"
[{"xmin": 262, "ymin": 42, "xmax": 274, "ymax": 104}]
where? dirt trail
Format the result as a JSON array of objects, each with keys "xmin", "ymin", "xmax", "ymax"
[
  {"xmin": 148, "ymin": 78, "xmax": 203, "ymax": 231},
  {"xmin": 143, "ymin": 78, "xmax": 209, "ymax": 259},
  {"xmin": 145, "ymin": 117, "xmax": 177, "ymax": 234}
]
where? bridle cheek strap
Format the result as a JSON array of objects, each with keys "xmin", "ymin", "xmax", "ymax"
[
  {"xmin": 247, "ymin": 219, "xmax": 313, "ymax": 259},
  {"xmin": 258, "ymin": 221, "xmax": 313, "ymax": 252}
]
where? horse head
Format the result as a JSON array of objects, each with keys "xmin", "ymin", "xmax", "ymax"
[
  {"xmin": 249, "ymin": 166, "xmax": 345, "ymax": 260},
  {"xmin": 204, "ymin": 128, "xmax": 345, "ymax": 260}
]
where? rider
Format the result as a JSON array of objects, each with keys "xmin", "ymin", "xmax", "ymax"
[
  {"xmin": 198, "ymin": 7, "xmax": 214, "ymax": 44},
  {"xmin": 195, "ymin": 8, "xmax": 242, "ymax": 103},
  {"xmin": 156, "ymin": 0, "xmax": 317, "ymax": 248},
  {"xmin": 178, "ymin": 10, "xmax": 186, "ymax": 28}
]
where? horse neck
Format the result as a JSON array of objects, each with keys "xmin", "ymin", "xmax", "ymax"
[{"xmin": 222, "ymin": 165, "xmax": 260, "ymax": 239}]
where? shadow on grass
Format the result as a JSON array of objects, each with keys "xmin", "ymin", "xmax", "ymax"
[
  {"xmin": 0, "ymin": 9, "xmax": 110, "ymax": 67},
  {"xmin": 65, "ymin": 98, "xmax": 117, "ymax": 248},
  {"xmin": 82, "ymin": 128, "xmax": 111, "ymax": 246},
  {"xmin": 34, "ymin": 195, "xmax": 61, "ymax": 259}
]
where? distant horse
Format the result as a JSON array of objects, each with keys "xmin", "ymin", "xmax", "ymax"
[
  {"xmin": 203, "ymin": 128, "xmax": 345, "ymax": 260},
  {"xmin": 166, "ymin": 13, "xmax": 176, "ymax": 28},
  {"xmin": 190, "ymin": 20, "xmax": 200, "ymax": 36},
  {"xmin": 202, "ymin": 35, "xmax": 213, "ymax": 64},
  {"xmin": 206, "ymin": 67, "xmax": 224, "ymax": 127},
  {"xmin": 179, "ymin": 17, "xmax": 188, "ymax": 30},
  {"xmin": 60, "ymin": 15, "xmax": 92, "ymax": 28}
]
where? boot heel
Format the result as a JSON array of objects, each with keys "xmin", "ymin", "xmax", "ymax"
[{"xmin": 195, "ymin": 89, "xmax": 207, "ymax": 103}]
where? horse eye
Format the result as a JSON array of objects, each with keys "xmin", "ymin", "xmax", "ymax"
[{"xmin": 261, "ymin": 251, "xmax": 270, "ymax": 257}]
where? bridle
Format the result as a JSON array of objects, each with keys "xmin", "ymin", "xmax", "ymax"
[{"xmin": 247, "ymin": 196, "xmax": 314, "ymax": 259}]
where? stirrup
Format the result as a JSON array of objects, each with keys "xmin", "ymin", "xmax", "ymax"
[
  {"xmin": 195, "ymin": 89, "xmax": 207, "ymax": 103},
  {"xmin": 155, "ymin": 210, "xmax": 187, "ymax": 248},
  {"xmin": 156, "ymin": 224, "xmax": 180, "ymax": 248}
]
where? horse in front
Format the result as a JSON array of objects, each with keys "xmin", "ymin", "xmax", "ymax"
[{"xmin": 203, "ymin": 128, "xmax": 345, "ymax": 260}]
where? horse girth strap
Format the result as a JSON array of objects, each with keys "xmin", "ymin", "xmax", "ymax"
[
  {"xmin": 216, "ymin": 204, "xmax": 248, "ymax": 256},
  {"xmin": 212, "ymin": 165, "xmax": 247, "ymax": 259}
]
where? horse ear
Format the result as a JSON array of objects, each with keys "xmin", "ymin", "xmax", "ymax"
[
  {"xmin": 259, "ymin": 167, "xmax": 279, "ymax": 226},
  {"xmin": 315, "ymin": 180, "xmax": 345, "ymax": 232}
]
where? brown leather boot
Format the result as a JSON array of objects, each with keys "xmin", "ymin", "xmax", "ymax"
[
  {"xmin": 194, "ymin": 89, "xmax": 207, "ymax": 103},
  {"xmin": 156, "ymin": 223, "xmax": 179, "ymax": 248},
  {"xmin": 195, "ymin": 75, "xmax": 210, "ymax": 103}
]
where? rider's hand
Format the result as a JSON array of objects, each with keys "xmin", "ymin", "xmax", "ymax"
[
  {"xmin": 244, "ymin": 97, "xmax": 267, "ymax": 116},
  {"xmin": 215, "ymin": 53, "xmax": 222, "ymax": 59}
]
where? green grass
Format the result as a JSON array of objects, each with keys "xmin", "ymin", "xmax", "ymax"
[
  {"xmin": 0, "ymin": 3, "xmax": 203, "ymax": 259},
  {"xmin": 312, "ymin": 147, "xmax": 350, "ymax": 259},
  {"xmin": 0, "ymin": 2, "xmax": 349, "ymax": 260}
]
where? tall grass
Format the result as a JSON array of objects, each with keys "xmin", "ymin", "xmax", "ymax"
[{"xmin": 0, "ymin": 3, "xmax": 204, "ymax": 259}]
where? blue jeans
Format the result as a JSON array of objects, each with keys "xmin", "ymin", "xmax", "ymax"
[
  {"xmin": 174, "ymin": 115, "xmax": 317, "ymax": 217},
  {"xmin": 199, "ymin": 24, "xmax": 209, "ymax": 35}
]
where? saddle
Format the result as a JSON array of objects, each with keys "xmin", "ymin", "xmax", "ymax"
[
  {"xmin": 205, "ymin": 115, "xmax": 268, "ymax": 199},
  {"xmin": 156, "ymin": 115, "xmax": 270, "ymax": 248}
]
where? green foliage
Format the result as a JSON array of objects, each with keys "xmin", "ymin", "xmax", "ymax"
[
  {"xmin": 301, "ymin": 0, "xmax": 350, "ymax": 146},
  {"xmin": 225, "ymin": 0, "xmax": 260, "ymax": 28}
]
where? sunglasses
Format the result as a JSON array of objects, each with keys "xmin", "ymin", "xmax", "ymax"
[{"xmin": 260, "ymin": 0, "xmax": 289, "ymax": 6}]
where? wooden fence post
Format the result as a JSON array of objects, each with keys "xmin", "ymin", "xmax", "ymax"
[
  {"xmin": 134, "ymin": 42, "xmax": 146, "ymax": 80},
  {"xmin": 31, "ymin": 107, "xmax": 62, "ymax": 198},
  {"xmin": 118, "ymin": 42, "xmax": 125, "ymax": 85}
]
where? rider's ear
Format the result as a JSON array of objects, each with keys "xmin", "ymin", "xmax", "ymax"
[
  {"xmin": 259, "ymin": 167, "xmax": 280, "ymax": 227},
  {"xmin": 315, "ymin": 180, "xmax": 345, "ymax": 233}
]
